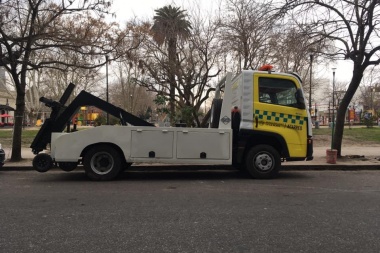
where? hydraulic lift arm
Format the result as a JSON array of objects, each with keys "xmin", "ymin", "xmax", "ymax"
[{"xmin": 30, "ymin": 83, "xmax": 154, "ymax": 154}]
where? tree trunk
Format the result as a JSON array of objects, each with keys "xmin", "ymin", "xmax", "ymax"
[
  {"xmin": 333, "ymin": 70, "xmax": 363, "ymax": 157},
  {"xmin": 10, "ymin": 92, "xmax": 26, "ymax": 161},
  {"xmin": 168, "ymin": 38, "xmax": 177, "ymax": 126}
]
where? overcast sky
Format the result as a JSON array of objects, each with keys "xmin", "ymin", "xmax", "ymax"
[
  {"xmin": 111, "ymin": 0, "xmax": 165, "ymax": 19},
  {"xmin": 109, "ymin": 0, "xmax": 353, "ymax": 83},
  {"xmin": 110, "ymin": 0, "xmax": 214, "ymax": 21}
]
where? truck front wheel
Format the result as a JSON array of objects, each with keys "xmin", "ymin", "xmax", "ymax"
[
  {"xmin": 245, "ymin": 145, "xmax": 280, "ymax": 179},
  {"xmin": 83, "ymin": 145, "xmax": 121, "ymax": 181}
]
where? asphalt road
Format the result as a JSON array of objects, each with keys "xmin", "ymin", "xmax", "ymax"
[{"xmin": 0, "ymin": 169, "xmax": 379, "ymax": 253}]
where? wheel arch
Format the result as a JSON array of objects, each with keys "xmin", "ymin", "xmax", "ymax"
[
  {"xmin": 238, "ymin": 129, "xmax": 289, "ymax": 163},
  {"xmin": 80, "ymin": 142, "xmax": 127, "ymax": 164}
]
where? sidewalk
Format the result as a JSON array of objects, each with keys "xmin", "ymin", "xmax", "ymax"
[
  {"xmin": 1, "ymin": 147, "xmax": 37, "ymax": 169},
  {"xmin": 1, "ymin": 146, "xmax": 380, "ymax": 171},
  {"xmin": 282, "ymin": 146, "xmax": 380, "ymax": 170}
]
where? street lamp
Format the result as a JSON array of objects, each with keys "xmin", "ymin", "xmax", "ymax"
[
  {"xmin": 106, "ymin": 55, "xmax": 109, "ymax": 125},
  {"xmin": 331, "ymin": 68, "xmax": 336, "ymax": 150},
  {"xmin": 309, "ymin": 53, "xmax": 314, "ymax": 115}
]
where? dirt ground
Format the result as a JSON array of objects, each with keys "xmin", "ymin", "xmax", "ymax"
[{"xmin": 313, "ymin": 134, "xmax": 380, "ymax": 147}]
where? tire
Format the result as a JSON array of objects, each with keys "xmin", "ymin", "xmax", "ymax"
[
  {"xmin": 58, "ymin": 162, "xmax": 78, "ymax": 172},
  {"xmin": 33, "ymin": 153, "xmax": 53, "ymax": 173},
  {"xmin": 83, "ymin": 145, "xmax": 122, "ymax": 181},
  {"xmin": 210, "ymin": 98, "xmax": 223, "ymax": 128},
  {"xmin": 245, "ymin": 145, "xmax": 281, "ymax": 179}
]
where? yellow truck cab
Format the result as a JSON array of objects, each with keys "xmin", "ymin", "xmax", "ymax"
[{"xmin": 208, "ymin": 69, "xmax": 313, "ymax": 179}]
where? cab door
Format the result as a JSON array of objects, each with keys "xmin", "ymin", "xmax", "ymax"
[{"xmin": 253, "ymin": 73, "xmax": 308, "ymax": 157}]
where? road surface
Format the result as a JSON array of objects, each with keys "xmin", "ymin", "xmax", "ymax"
[{"xmin": 0, "ymin": 169, "xmax": 379, "ymax": 252}]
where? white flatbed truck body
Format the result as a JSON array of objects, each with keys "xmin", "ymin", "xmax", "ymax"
[{"xmin": 51, "ymin": 126, "xmax": 232, "ymax": 165}]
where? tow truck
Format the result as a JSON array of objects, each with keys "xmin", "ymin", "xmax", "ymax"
[{"xmin": 31, "ymin": 68, "xmax": 313, "ymax": 180}]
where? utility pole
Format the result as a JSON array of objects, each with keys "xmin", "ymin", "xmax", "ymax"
[
  {"xmin": 106, "ymin": 55, "xmax": 109, "ymax": 125},
  {"xmin": 309, "ymin": 53, "xmax": 314, "ymax": 116},
  {"xmin": 331, "ymin": 68, "xmax": 336, "ymax": 150}
]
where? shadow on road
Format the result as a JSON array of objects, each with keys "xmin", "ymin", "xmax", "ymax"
[{"xmin": 34, "ymin": 166, "xmax": 312, "ymax": 182}]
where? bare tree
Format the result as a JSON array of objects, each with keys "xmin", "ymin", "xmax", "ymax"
[
  {"xmin": 110, "ymin": 60, "xmax": 156, "ymax": 118},
  {"xmin": 0, "ymin": 0, "xmax": 129, "ymax": 161},
  {"xmin": 358, "ymin": 66, "xmax": 380, "ymax": 113},
  {"xmin": 217, "ymin": 0, "xmax": 276, "ymax": 72},
  {"xmin": 281, "ymin": 0, "xmax": 380, "ymax": 156}
]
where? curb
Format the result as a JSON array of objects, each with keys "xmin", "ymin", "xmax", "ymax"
[
  {"xmin": 282, "ymin": 164, "xmax": 380, "ymax": 171},
  {"xmin": 1, "ymin": 164, "xmax": 379, "ymax": 172}
]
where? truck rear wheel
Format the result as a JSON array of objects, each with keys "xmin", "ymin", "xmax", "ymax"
[
  {"xmin": 245, "ymin": 145, "xmax": 280, "ymax": 179},
  {"xmin": 58, "ymin": 162, "xmax": 78, "ymax": 172},
  {"xmin": 83, "ymin": 145, "xmax": 121, "ymax": 181}
]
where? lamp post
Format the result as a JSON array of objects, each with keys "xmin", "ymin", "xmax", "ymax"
[
  {"xmin": 309, "ymin": 53, "xmax": 314, "ymax": 116},
  {"xmin": 130, "ymin": 94, "xmax": 133, "ymax": 113},
  {"xmin": 371, "ymin": 86, "xmax": 375, "ymax": 111},
  {"xmin": 331, "ymin": 68, "xmax": 336, "ymax": 150},
  {"xmin": 106, "ymin": 55, "xmax": 109, "ymax": 125}
]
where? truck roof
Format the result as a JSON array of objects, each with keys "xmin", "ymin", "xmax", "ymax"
[{"xmin": 234, "ymin": 69, "xmax": 303, "ymax": 84}]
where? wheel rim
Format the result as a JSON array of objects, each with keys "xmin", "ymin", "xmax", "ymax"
[
  {"xmin": 253, "ymin": 152, "xmax": 274, "ymax": 172},
  {"xmin": 37, "ymin": 159, "xmax": 49, "ymax": 169},
  {"xmin": 90, "ymin": 151, "xmax": 114, "ymax": 175}
]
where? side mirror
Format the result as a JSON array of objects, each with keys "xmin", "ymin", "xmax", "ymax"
[{"xmin": 295, "ymin": 89, "xmax": 306, "ymax": 110}]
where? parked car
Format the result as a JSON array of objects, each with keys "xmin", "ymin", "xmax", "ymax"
[
  {"xmin": 0, "ymin": 144, "xmax": 5, "ymax": 167},
  {"xmin": 0, "ymin": 122, "xmax": 4, "ymax": 127}
]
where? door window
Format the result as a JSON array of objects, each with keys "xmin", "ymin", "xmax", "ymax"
[{"xmin": 258, "ymin": 77, "xmax": 298, "ymax": 107}]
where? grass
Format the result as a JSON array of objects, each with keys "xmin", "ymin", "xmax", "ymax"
[
  {"xmin": 0, "ymin": 128, "xmax": 40, "ymax": 147},
  {"xmin": 313, "ymin": 126, "xmax": 380, "ymax": 144},
  {"xmin": 1, "ymin": 126, "xmax": 380, "ymax": 148}
]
